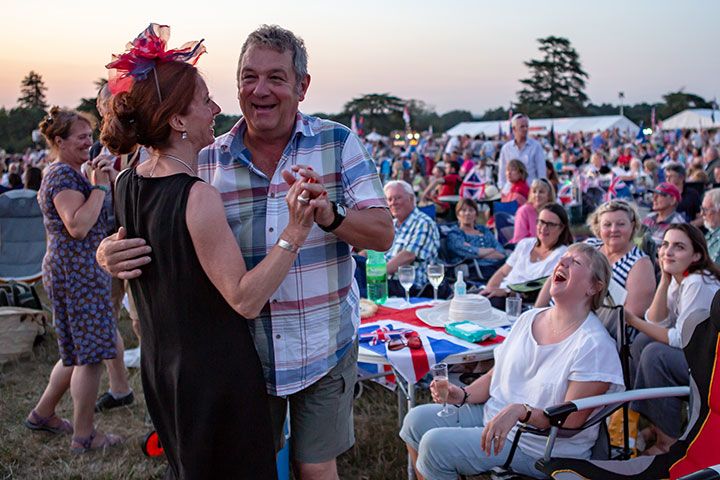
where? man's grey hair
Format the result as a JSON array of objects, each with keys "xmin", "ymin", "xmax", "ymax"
[
  {"xmin": 237, "ymin": 25, "xmax": 308, "ymax": 90},
  {"xmin": 706, "ymin": 188, "xmax": 720, "ymax": 208},
  {"xmin": 384, "ymin": 180, "xmax": 416, "ymax": 205},
  {"xmin": 511, "ymin": 113, "xmax": 529, "ymax": 127}
]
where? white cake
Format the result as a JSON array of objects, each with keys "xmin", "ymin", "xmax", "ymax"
[{"xmin": 448, "ymin": 294, "xmax": 493, "ymax": 323}]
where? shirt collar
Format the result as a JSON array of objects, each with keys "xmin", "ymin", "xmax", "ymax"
[{"xmin": 219, "ymin": 112, "xmax": 317, "ymax": 157}]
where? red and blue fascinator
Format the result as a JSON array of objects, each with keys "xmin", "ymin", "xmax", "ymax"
[{"xmin": 106, "ymin": 23, "xmax": 206, "ymax": 99}]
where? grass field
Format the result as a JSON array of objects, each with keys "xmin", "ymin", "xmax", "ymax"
[{"xmin": 0, "ymin": 303, "xmax": 436, "ymax": 480}]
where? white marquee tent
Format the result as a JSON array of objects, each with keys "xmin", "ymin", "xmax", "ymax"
[
  {"xmin": 661, "ymin": 109, "xmax": 720, "ymax": 130},
  {"xmin": 446, "ymin": 115, "xmax": 639, "ymax": 138}
]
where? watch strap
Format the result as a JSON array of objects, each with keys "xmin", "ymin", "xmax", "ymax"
[{"xmin": 319, "ymin": 201, "xmax": 346, "ymax": 232}]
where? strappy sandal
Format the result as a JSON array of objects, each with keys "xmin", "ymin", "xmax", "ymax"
[
  {"xmin": 71, "ymin": 429, "xmax": 123, "ymax": 454},
  {"xmin": 24, "ymin": 409, "xmax": 73, "ymax": 435}
]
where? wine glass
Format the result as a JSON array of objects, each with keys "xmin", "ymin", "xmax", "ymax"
[
  {"xmin": 397, "ymin": 265, "xmax": 415, "ymax": 304},
  {"xmin": 427, "ymin": 264, "xmax": 444, "ymax": 302},
  {"xmin": 431, "ymin": 363, "xmax": 456, "ymax": 417}
]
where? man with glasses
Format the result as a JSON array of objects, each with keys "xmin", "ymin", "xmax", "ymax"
[
  {"xmin": 642, "ymin": 182, "xmax": 686, "ymax": 245},
  {"xmin": 701, "ymin": 188, "xmax": 720, "ymax": 264}
]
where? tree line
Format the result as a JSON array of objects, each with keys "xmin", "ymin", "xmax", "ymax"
[{"xmin": 2, "ymin": 37, "xmax": 715, "ymax": 153}]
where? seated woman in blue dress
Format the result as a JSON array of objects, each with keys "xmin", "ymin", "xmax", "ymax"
[{"xmin": 445, "ymin": 198, "xmax": 505, "ymax": 279}]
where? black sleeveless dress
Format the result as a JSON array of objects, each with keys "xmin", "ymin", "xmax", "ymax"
[{"xmin": 115, "ymin": 170, "xmax": 277, "ymax": 480}]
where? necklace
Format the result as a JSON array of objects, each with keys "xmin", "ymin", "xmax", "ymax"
[
  {"xmin": 150, "ymin": 154, "xmax": 195, "ymax": 177},
  {"xmin": 549, "ymin": 315, "xmax": 583, "ymax": 337}
]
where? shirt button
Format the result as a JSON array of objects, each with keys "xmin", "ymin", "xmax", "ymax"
[
  {"xmin": 270, "ymin": 192, "xmax": 275, "ymax": 198},
  {"xmin": 269, "ymin": 227, "xmax": 274, "ymax": 232},
  {"xmin": 275, "ymin": 334, "xmax": 281, "ymax": 339},
  {"xmin": 272, "ymin": 299, "xmax": 278, "ymax": 304}
]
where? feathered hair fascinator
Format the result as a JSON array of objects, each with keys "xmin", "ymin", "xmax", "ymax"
[{"xmin": 106, "ymin": 23, "xmax": 206, "ymax": 101}]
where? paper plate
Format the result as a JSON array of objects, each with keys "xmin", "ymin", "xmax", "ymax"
[{"xmin": 416, "ymin": 301, "xmax": 509, "ymax": 328}]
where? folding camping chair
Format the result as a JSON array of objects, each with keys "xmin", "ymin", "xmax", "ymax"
[
  {"xmin": 478, "ymin": 306, "xmax": 635, "ymax": 480},
  {"xmin": 0, "ymin": 191, "xmax": 46, "ymax": 284},
  {"xmin": 534, "ymin": 290, "xmax": 720, "ymax": 479}
]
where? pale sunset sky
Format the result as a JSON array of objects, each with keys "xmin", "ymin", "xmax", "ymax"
[{"xmin": 1, "ymin": 0, "xmax": 718, "ymax": 117}]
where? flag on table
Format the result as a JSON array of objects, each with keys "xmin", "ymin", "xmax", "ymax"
[
  {"xmin": 358, "ymin": 115, "xmax": 365, "ymax": 136},
  {"xmin": 358, "ymin": 321, "xmax": 471, "ymax": 385},
  {"xmin": 350, "ymin": 114, "xmax": 359, "ymax": 135},
  {"xmin": 548, "ymin": 123, "xmax": 555, "ymax": 147},
  {"xmin": 712, "ymin": 99, "xmax": 718, "ymax": 123},
  {"xmin": 508, "ymin": 108, "xmax": 514, "ymax": 136},
  {"xmin": 403, "ymin": 105, "xmax": 411, "ymax": 127}
]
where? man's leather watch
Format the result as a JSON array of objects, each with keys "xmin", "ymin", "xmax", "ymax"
[{"xmin": 319, "ymin": 201, "xmax": 347, "ymax": 232}]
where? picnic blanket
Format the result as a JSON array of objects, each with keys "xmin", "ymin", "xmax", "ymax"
[{"xmin": 358, "ymin": 305, "xmax": 504, "ymax": 385}]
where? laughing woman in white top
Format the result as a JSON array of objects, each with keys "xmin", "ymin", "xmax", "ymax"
[
  {"xmin": 627, "ymin": 223, "xmax": 720, "ymax": 455},
  {"xmin": 481, "ymin": 203, "xmax": 572, "ymax": 309},
  {"xmin": 400, "ymin": 243, "xmax": 624, "ymax": 480}
]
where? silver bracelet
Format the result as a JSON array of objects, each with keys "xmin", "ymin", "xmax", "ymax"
[{"xmin": 276, "ymin": 238, "xmax": 299, "ymax": 253}]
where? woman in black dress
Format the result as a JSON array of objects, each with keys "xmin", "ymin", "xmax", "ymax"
[{"xmin": 100, "ymin": 25, "xmax": 314, "ymax": 479}]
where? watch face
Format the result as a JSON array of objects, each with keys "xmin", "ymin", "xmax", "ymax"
[{"xmin": 337, "ymin": 204, "xmax": 347, "ymax": 217}]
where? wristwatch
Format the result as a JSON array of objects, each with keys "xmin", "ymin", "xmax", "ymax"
[{"xmin": 319, "ymin": 201, "xmax": 347, "ymax": 232}]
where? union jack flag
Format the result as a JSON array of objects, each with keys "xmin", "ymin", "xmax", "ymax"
[
  {"xmin": 459, "ymin": 170, "xmax": 487, "ymax": 200},
  {"xmin": 606, "ymin": 175, "xmax": 631, "ymax": 201}
]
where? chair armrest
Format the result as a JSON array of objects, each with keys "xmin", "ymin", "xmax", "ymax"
[
  {"xmin": 544, "ymin": 386, "xmax": 690, "ymax": 427},
  {"xmin": 678, "ymin": 464, "xmax": 720, "ymax": 480}
]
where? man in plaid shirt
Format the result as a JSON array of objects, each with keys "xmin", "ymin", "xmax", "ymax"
[{"xmin": 97, "ymin": 25, "xmax": 393, "ymax": 479}]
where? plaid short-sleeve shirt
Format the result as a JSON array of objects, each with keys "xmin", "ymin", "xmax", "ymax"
[
  {"xmin": 198, "ymin": 113, "xmax": 387, "ymax": 396},
  {"xmin": 385, "ymin": 208, "xmax": 439, "ymax": 287}
]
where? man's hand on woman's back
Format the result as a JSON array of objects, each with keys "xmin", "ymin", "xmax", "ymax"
[{"xmin": 96, "ymin": 226, "xmax": 152, "ymax": 279}]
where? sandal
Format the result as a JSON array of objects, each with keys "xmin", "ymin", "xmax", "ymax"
[
  {"xmin": 24, "ymin": 409, "xmax": 73, "ymax": 435},
  {"xmin": 71, "ymin": 429, "xmax": 123, "ymax": 454}
]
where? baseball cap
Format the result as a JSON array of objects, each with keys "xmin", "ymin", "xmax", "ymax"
[{"xmin": 652, "ymin": 182, "xmax": 681, "ymax": 203}]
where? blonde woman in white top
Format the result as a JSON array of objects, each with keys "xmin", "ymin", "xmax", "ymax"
[{"xmin": 400, "ymin": 243, "xmax": 624, "ymax": 480}]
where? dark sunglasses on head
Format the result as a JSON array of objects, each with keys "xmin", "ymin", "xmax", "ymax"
[{"xmin": 388, "ymin": 331, "xmax": 423, "ymax": 351}]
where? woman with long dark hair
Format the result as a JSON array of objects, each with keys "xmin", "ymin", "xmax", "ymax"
[{"xmin": 626, "ymin": 223, "xmax": 720, "ymax": 454}]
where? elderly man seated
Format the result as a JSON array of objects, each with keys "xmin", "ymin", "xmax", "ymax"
[
  {"xmin": 354, "ymin": 180, "xmax": 440, "ymax": 299},
  {"xmin": 702, "ymin": 188, "xmax": 720, "ymax": 264},
  {"xmin": 384, "ymin": 180, "xmax": 440, "ymax": 297},
  {"xmin": 642, "ymin": 182, "xmax": 685, "ymax": 245}
]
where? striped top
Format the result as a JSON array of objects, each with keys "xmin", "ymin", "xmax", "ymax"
[
  {"xmin": 585, "ymin": 237, "xmax": 647, "ymax": 289},
  {"xmin": 197, "ymin": 113, "xmax": 387, "ymax": 396}
]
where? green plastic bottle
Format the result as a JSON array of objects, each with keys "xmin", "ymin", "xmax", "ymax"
[{"xmin": 366, "ymin": 250, "xmax": 388, "ymax": 305}]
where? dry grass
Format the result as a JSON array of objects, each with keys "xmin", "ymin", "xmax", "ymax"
[{"xmin": 0, "ymin": 291, "xmax": 440, "ymax": 480}]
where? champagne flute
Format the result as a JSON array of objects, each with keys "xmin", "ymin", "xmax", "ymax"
[
  {"xmin": 427, "ymin": 264, "xmax": 444, "ymax": 302},
  {"xmin": 398, "ymin": 265, "xmax": 415, "ymax": 304},
  {"xmin": 431, "ymin": 363, "xmax": 456, "ymax": 417}
]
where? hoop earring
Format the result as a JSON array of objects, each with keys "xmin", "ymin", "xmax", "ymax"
[{"xmin": 181, "ymin": 132, "xmax": 188, "ymax": 140}]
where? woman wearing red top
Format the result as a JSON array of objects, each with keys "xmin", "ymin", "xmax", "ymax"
[{"xmin": 501, "ymin": 159, "xmax": 530, "ymax": 206}]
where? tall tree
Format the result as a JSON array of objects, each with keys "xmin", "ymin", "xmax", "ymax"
[
  {"xmin": 18, "ymin": 71, "xmax": 48, "ymax": 110},
  {"xmin": 342, "ymin": 93, "xmax": 405, "ymax": 134},
  {"xmin": 658, "ymin": 90, "xmax": 711, "ymax": 119},
  {"xmin": 516, "ymin": 36, "xmax": 589, "ymax": 118}
]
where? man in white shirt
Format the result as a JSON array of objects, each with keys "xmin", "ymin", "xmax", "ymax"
[{"xmin": 498, "ymin": 114, "xmax": 547, "ymax": 189}]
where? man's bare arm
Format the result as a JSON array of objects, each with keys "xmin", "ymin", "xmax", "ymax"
[{"xmin": 96, "ymin": 226, "xmax": 152, "ymax": 279}]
